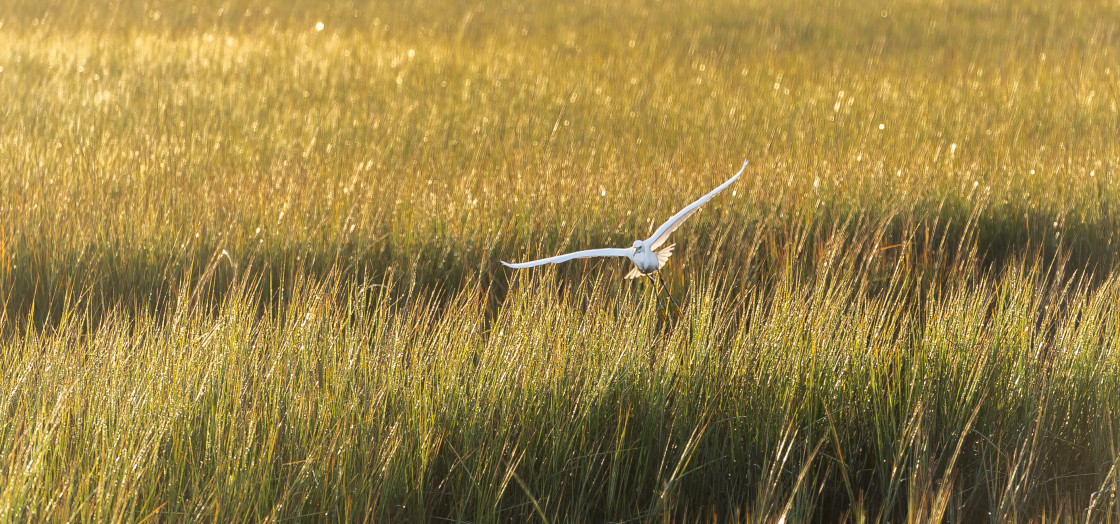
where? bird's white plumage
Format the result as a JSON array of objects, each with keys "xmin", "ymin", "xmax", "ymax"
[
  {"xmin": 624, "ymin": 243, "xmax": 674, "ymax": 279},
  {"xmin": 645, "ymin": 160, "xmax": 748, "ymax": 250},
  {"xmin": 500, "ymin": 247, "xmax": 633, "ymax": 269},
  {"xmin": 501, "ymin": 160, "xmax": 746, "ymax": 276}
]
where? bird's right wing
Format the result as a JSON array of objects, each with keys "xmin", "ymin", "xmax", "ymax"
[
  {"xmin": 645, "ymin": 160, "xmax": 748, "ymax": 250},
  {"xmin": 502, "ymin": 247, "xmax": 634, "ymax": 269}
]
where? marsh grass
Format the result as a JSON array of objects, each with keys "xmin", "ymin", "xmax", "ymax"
[{"xmin": 2, "ymin": 0, "xmax": 1120, "ymax": 521}]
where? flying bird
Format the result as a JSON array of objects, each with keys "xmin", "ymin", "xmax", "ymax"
[{"xmin": 502, "ymin": 160, "xmax": 748, "ymax": 279}]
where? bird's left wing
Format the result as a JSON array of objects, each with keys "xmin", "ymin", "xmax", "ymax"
[
  {"xmin": 501, "ymin": 247, "xmax": 634, "ymax": 269},
  {"xmin": 644, "ymin": 160, "xmax": 748, "ymax": 250}
]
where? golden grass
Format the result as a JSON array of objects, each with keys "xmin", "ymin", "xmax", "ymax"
[{"xmin": 2, "ymin": 0, "xmax": 1120, "ymax": 521}]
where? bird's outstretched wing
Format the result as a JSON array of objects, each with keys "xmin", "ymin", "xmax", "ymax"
[
  {"xmin": 644, "ymin": 160, "xmax": 748, "ymax": 250},
  {"xmin": 502, "ymin": 247, "xmax": 634, "ymax": 269}
]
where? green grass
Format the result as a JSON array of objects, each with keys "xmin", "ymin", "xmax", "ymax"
[{"xmin": 2, "ymin": 0, "xmax": 1120, "ymax": 521}]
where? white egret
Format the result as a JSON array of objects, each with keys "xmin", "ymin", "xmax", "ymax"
[{"xmin": 502, "ymin": 160, "xmax": 748, "ymax": 280}]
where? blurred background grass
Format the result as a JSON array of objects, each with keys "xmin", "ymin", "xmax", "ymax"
[
  {"xmin": 2, "ymin": 0, "xmax": 1117, "ymax": 326},
  {"xmin": 2, "ymin": 0, "xmax": 1120, "ymax": 521}
]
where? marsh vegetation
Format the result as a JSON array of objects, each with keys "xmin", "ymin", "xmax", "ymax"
[{"xmin": 2, "ymin": 0, "xmax": 1120, "ymax": 521}]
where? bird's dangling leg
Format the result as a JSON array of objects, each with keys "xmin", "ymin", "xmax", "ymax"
[
  {"xmin": 644, "ymin": 274, "xmax": 661, "ymax": 309},
  {"xmin": 647, "ymin": 273, "xmax": 681, "ymax": 312},
  {"xmin": 658, "ymin": 273, "xmax": 683, "ymax": 312}
]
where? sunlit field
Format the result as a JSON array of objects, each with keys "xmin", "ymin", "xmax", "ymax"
[{"xmin": 3, "ymin": 0, "xmax": 1120, "ymax": 521}]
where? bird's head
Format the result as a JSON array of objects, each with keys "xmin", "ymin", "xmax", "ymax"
[{"xmin": 632, "ymin": 240, "xmax": 643, "ymax": 252}]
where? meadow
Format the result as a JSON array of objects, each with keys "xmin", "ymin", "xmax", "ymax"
[{"xmin": 2, "ymin": 0, "xmax": 1120, "ymax": 521}]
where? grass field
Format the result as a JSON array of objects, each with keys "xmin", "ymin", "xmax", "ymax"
[{"xmin": 3, "ymin": 0, "xmax": 1120, "ymax": 521}]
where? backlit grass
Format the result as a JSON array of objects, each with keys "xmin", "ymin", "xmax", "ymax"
[{"xmin": 2, "ymin": 0, "xmax": 1120, "ymax": 521}]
